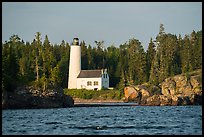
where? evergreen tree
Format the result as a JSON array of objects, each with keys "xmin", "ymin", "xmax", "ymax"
[
  {"xmin": 81, "ymin": 41, "xmax": 88, "ymax": 70},
  {"xmin": 150, "ymin": 24, "xmax": 181, "ymax": 83},
  {"xmin": 2, "ymin": 40, "xmax": 19, "ymax": 92},
  {"xmin": 127, "ymin": 38, "xmax": 147, "ymax": 85},
  {"xmin": 180, "ymin": 35, "xmax": 192, "ymax": 73},
  {"xmin": 146, "ymin": 37, "xmax": 156, "ymax": 81},
  {"xmin": 33, "ymin": 32, "xmax": 42, "ymax": 85}
]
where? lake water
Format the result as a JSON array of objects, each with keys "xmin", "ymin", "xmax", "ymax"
[{"xmin": 2, "ymin": 105, "xmax": 202, "ymax": 135}]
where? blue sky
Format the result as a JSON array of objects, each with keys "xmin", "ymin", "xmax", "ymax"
[{"xmin": 2, "ymin": 2, "xmax": 202, "ymax": 50}]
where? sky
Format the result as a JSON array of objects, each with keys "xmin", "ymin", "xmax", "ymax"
[{"xmin": 2, "ymin": 2, "xmax": 202, "ymax": 50}]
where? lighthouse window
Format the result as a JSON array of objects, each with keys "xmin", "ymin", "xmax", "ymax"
[
  {"xmin": 94, "ymin": 81, "xmax": 98, "ymax": 86},
  {"xmin": 87, "ymin": 81, "xmax": 92, "ymax": 86}
]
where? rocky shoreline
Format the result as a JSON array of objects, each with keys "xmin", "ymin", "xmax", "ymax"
[
  {"xmin": 2, "ymin": 70, "xmax": 202, "ymax": 109},
  {"xmin": 2, "ymin": 86, "xmax": 74, "ymax": 109},
  {"xmin": 123, "ymin": 70, "xmax": 202, "ymax": 106},
  {"xmin": 73, "ymin": 98, "xmax": 123, "ymax": 104}
]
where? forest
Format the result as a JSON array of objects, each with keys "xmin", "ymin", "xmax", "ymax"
[{"xmin": 2, "ymin": 24, "xmax": 202, "ymax": 93}]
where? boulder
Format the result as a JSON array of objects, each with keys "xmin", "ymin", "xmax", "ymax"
[
  {"xmin": 171, "ymin": 95, "xmax": 183, "ymax": 106},
  {"xmin": 159, "ymin": 95, "xmax": 172, "ymax": 106},
  {"xmin": 161, "ymin": 79, "xmax": 176, "ymax": 95},
  {"xmin": 124, "ymin": 86, "xmax": 140, "ymax": 102},
  {"xmin": 140, "ymin": 88, "xmax": 150, "ymax": 104},
  {"xmin": 190, "ymin": 75, "xmax": 201, "ymax": 89},
  {"xmin": 129, "ymin": 92, "xmax": 142, "ymax": 103},
  {"xmin": 146, "ymin": 95, "xmax": 160, "ymax": 106},
  {"xmin": 180, "ymin": 96, "xmax": 192, "ymax": 105},
  {"xmin": 173, "ymin": 75, "xmax": 188, "ymax": 88},
  {"xmin": 192, "ymin": 94, "xmax": 202, "ymax": 105},
  {"xmin": 140, "ymin": 88, "xmax": 150, "ymax": 98},
  {"xmin": 168, "ymin": 81, "xmax": 176, "ymax": 95},
  {"xmin": 161, "ymin": 82, "xmax": 171, "ymax": 96},
  {"xmin": 193, "ymin": 87, "xmax": 202, "ymax": 95},
  {"xmin": 63, "ymin": 95, "xmax": 74, "ymax": 107},
  {"xmin": 129, "ymin": 91, "xmax": 138, "ymax": 99},
  {"xmin": 124, "ymin": 87, "xmax": 138, "ymax": 99},
  {"xmin": 178, "ymin": 83, "xmax": 192, "ymax": 94}
]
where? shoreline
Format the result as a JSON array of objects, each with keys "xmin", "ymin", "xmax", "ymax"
[{"xmin": 73, "ymin": 98, "xmax": 124, "ymax": 104}]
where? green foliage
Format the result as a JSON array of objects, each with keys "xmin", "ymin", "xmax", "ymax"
[
  {"xmin": 146, "ymin": 37, "xmax": 156, "ymax": 81},
  {"xmin": 2, "ymin": 27, "xmax": 202, "ymax": 94},
  {"xmin": 64, "ymin": 89, "xmax": 123, "ymax": 100}
]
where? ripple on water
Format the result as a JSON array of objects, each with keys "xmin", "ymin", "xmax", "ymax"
[
  {"xmin": 2, "ymin": 106, "xmax": 202, "ymax": 135},
  {"xmin": 45, "ymin": 122, "xmax": 63, "ymax": 125}
]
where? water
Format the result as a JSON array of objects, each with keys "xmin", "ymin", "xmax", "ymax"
[{"xmin": 2, "ymin": 105, "xmax": 202, "ymax": 135}]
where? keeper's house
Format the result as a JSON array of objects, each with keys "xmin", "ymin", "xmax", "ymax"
[{"xmin": 76, "ymin": 69, "xmax": 109, "ymax": 90}]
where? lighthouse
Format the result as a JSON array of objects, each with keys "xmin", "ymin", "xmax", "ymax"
[{"xmin": 68, "ymin": 38, "xmax": 81, "ymax": 89}]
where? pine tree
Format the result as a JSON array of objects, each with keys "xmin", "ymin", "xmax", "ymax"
[
  {"xmin": 146, "ymin": 37, "xmax": 156, "ymax": 81},
  {"xmin": 180, "ymin": 35, "xmax": 191, "ymax": 73},
  {"xmin": 2, "ymin": 40, "xmax": 19, "ymax": 92},
  {"xmin": 81, "ymin": 41, "xmax": 88, "ymax": 69},
  {"xmin": 127, "ymin": 38, "xmax": 147, "ymax": 85},
  {"xmin": 34, "ymin": 32, "xmax": 42, "ymax": 85}
]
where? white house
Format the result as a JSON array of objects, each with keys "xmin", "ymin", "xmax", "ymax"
[
  {"xmin": 68, "ymin": 38, "xmax": 109, "ymax": 90},
  {"xmin": 76, "ymin": 69, "xmax": 109, "ymax": 90}
]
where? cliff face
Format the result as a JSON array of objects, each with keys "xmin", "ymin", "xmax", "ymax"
[
  {"xmin": 2, "ymin": 86, "xmax": 74, "ymax": 109},
  {"xmin": 124, "ymin": 69, "xmax": 202, "ymax": 106}
]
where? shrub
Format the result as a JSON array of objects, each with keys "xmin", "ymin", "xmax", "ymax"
[{"xmin": 63, "ymin": 88, "xmax": 122, "ymax": 100}]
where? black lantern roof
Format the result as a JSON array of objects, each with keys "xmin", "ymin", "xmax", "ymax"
[{"xmin": 72, "ymin": 38, "xmax": 79, "ymax": 45}]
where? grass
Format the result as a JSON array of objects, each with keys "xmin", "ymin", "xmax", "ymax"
[{"xmin": 64, "ymin": 88, "xmax": 123, "ymax": 100}]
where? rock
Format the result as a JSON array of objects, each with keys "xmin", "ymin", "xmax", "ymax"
[
  {"xmin": 124, "ymin": 69, "xmax": 202, "ymax": 106},
  {"xmin": 190, "ymin": 75, "xmax": 201, "ymax": 89},
  {"xmin": 129, "ymin": 91, "xmax": 138, "ymax": 99},
  {"xmin": 171, "ymin": 95, "xmax": 178, "ymax": 105},
  {"xmin": 161, "ymin": 79, "xmax": 176, "ymax": 95},
  {"xmin": 124, "ymin": 86, "xmax": 140, "ymax": 102},
  {"xmin": 124, "ymin": 87, "xmax": 137, "ymax": 99},
  {"xmin": 173, "ymin": 75, "xmax": 188, "ymax": 88},
  {"xmin": 171, "ymin": 95, "xmax": 183, "ymax": 106},
  {"xmin": 193, "ymin": 87, "xmax": 202, "ymax": 95},
  {"xmin": 122, "ymin": 97, "xmax": 128, "ymax": 103},
  {"xmin": 140, "ymin": 89, "xmax": 150, "ymax": 98},
  {"xmin": 169, "ymin": 81, "xmax": 176, "ymax": 95},
  {"xmin": 134, "ymin": 86, "xmax": 140, "ymax": 91},
  {"xmin": 182, "ymin": 90, "xmax": 194, "ymax": 97},
  {"xmin": 140, "ymin": 89, "xmax": 150, "ymax": 104},
  {"xmin": 159, "ymin": 95, "xmax": 172, "ymax": 106},
  {"xmin": 181, "ymin": 96, "xmax": 192, "ymax": 105},
  {"xmin": 63, "ymin": 95, "xmax": 74, "ymax": 107},
  {"xmin": 146, "ymin": 95, "xmax": 160, "ymax": 106},
  {"xmin": 178, "ymin": 83, "xmax": 192, "ymax": 94},
  {"xmin": 3, "ymin": 86, "xmax": 74, "ymax": 109},
  {"xmin": 161, "ymin": 82, "xmax": 171, "ymax": 96},
  {"xmin": 193, "ymin": 94, "xmax": 202, "ymax": 105},
  {"xmin": 128, "ymin": 92, "xmax": 142, "ymax": 103}
]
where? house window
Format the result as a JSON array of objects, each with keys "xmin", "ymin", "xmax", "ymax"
[
  {"xmin": 94, "ymin": 81, "xmax": 98, "ymax": 86},
  {"xmin": 87, "ymin": 81, "xmax": 92, "ymax": 86}
]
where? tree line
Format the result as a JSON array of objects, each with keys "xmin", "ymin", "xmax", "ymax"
[{"xmin": 2, "ymin": 24, "xmax": 202, "ymax": 93}]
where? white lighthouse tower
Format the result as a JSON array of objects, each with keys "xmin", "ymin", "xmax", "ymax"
[{"xmin": 68, "ymin": 38, "xmax": 81, "ymax": 89}]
